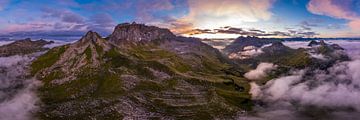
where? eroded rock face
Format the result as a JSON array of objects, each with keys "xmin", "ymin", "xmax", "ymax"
[
  {"xmin": 109, "ymin": 23, "xmax": 175, "ymax": 45},
  {"xmin": 0, "ymin": 38, "xmax": 54, "ymax": 57}
]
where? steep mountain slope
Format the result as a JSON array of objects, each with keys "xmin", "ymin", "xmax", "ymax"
[{"xmin": 32, "ymin": 23, "xmax": 251, "ymax": 119}]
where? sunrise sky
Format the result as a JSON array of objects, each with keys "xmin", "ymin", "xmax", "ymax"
[{"xmin": 1, "ymin": 0, "xmax": 360, "ymax": 38}]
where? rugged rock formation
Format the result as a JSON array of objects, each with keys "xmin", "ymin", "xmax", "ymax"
[
  {"xmin": 32, "ymin": 24, "xmax": 251, "ymax": 119},
  {"xmin": 108, "ymin": 22, "xmax": 175, "ymax": 45},
  {"xmin": 308, "ymin": 40, "xmax": 321, "ymax": 46},
  {"xmin": 0, "ymin": 38, "xmax": 53, "ymax": 57}
]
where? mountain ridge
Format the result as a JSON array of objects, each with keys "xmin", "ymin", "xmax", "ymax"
[
  {"xmin": 0, "ymin": 38, "xmax": 53, "ymax": 57},
  {"xmin": 32, "ymin": 23, "xmax": 252, "ymax": 119}
]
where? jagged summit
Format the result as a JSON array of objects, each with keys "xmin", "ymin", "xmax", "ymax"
[
  {"xmin": 77, "ymin": 31, "xmax": 102, "ymax": 44},
  {"xmin": 109, "ymin": 22, "xmax": 176, "ymax": 44},
  {"xmin": 308, "ymin": 40, "xmax": 326, "ymax": 46},
  {"xmin": 307, "ymin": 40, "xmax": 345, "ymax": 50},
  {"xmin": 74, "ymin": 30, "xmax": 112, "ymax": 50},
  {"xmin": 261, "ymin": 41, "xmax": 292, "ymax": 54}
]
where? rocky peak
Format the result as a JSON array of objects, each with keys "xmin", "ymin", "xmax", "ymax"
[
  {"xmin": 262, "ymin": 41, "xmax": 291, "ymax": 53},
  {"xmin": 319, "ymin": 40, "xmax": 326, "ymax": 45},
  {"xmin": 308, "ymin": 40, "xmax": 328, "ymax": 47},
  {"xmin": 308, "ymin": 40, "xmax": 345, "ymax": 51},
  {"xmin": 308, "ymin": 40, "xmax": 320, "ymax": 46},
  {"xmin": 33, "ymin": 31, "xmax": 113, "ymax": 83},
  {"xmin": 77, "ymin": 31, "xmax": 102, "ymax": 44},
  {"xmin": 108, "ymin": 23, "xmax": 175, "ymax": 45},
  {"xmin": 74, "ymin": 31, "xmax": 112, "ymax": 50}
]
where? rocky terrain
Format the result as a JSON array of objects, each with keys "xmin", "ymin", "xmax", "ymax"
[
  {"xmin": 31, "ymin": 23, "xmax": 251, "ymax": 119},
  {"xmin": 0, "ymin": 23, "xmax": 348, "ymax": 119},
  {"xmin": 0, "ymin": 38, "xmax": 54, "ymax": 57}
]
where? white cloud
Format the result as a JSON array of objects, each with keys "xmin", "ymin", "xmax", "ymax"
[
  {"xmin": 229, "ymin": 46, "xmax": 265, "ymax": 59},
  {"xmin": 0, "ymin": 54, "xmax": 41, "ymax": 120},
  {"xmin": 309, "ymin": 53, "xmax": 327, "ymax": 60},
  {"xmin": 178, "ymin": 0, "xmax": 275, "ymax": 30},
  {"xmin": 244, "ymin": 63, "xmax": 277, "ymax": 80},
  {"xmin": 245, "ymin": 41, "xmax": 360, "ymax": 119}
]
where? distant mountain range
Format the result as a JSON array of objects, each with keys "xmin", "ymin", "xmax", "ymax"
[{"xmin": 2, "ymin": 31, "xmax": 360, "ymax": 42}]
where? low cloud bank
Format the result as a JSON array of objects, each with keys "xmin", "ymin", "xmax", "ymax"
[
  {"xmin": 0, "ymin": 54, "xmax": 41, "ymax": 120},
  {"xmin": 229, "ymin": 44, "xmax": 272, "ymax": 59},
  {"xmin": 244, "ymin": 62, "xmax": 277, "ymax": 80},
  {"xmin": 244, "ymin": 40, "xmax": 360, "ymax": 119}
]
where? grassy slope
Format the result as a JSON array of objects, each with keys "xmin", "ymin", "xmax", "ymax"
[
  {"xmin": 31, "ymin": 45, "xmax": 68, "ymax": 75},
  {"xmin": 33, "ymin": 42, "xmax": 252, "ymax": 119}
]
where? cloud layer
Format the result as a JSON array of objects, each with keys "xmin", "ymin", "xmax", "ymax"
[
  {"xmin": 245, "ymin": 40, "xmax": 360, "ymax": 119},
  {"xmin": 0, "ymin": 55, "xmax": 41, "ymax": 120},
  {"xmin": 244, "ymin": 62, "xmax": 277, "ymax": 80}
]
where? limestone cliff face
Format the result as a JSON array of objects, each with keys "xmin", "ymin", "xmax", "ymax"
[{"xmin": 108, "ymin": 23, "xmax": 175, "ymax": 45}]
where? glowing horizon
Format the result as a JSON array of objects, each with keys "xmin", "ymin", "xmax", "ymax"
[{"xmin": 1, "ymin": 0, "xmax": 360, "ymax": 39}]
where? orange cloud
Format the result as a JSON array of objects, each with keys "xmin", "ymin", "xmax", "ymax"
[
  {"xmin": 175, "ymin": 0, "xmax": 275, "ymax": 33},
  {"xmin": 307, "ymin": 0, "xmax": 360, "ymax": 31}
]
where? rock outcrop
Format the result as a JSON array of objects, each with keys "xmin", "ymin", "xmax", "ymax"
[{"xmin": 109, "ymin": 23, "xmax": 175, "ymax": 45}]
